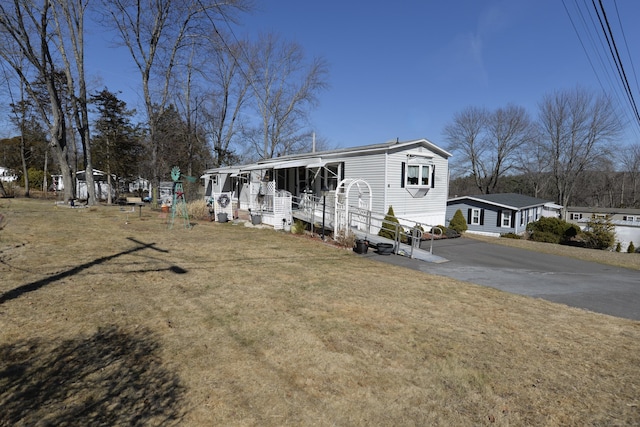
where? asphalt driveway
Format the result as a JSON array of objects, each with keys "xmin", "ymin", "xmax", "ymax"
[{"xmin": 364, "ymin": 237, "xmax": 640, "ymax": 321}]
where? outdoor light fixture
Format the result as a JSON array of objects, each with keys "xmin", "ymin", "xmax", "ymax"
[{"xmin": 321, "ymin": 185, "xmax": 329, "ymax": 240}]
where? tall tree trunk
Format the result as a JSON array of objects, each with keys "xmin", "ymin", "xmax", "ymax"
[{"xmin": 20, "ymin": 132, "xmax": 30, "ymax": 197}]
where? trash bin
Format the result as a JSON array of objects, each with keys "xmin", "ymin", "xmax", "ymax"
[
  {"xmin": 353, "ymin": 239, "xmax": 368, "ymax": 254},
  {"xmin": 251, "ymin": 214, "xmax": 262, "ymax": 225},
  {"xmin": 217, "ymin": 212, "xmax": 228, "ymax": 223}
]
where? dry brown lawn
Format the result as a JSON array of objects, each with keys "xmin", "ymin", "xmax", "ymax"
[{"xmin": 1, "ymin": 198, "xmax": 639, "ymax": 426}]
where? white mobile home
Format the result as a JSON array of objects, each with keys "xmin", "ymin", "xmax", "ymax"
[
  {"xmin": 51, "ymin": 169, "xmax": 115, "ymax": 201},
  {"xmin": 0, "ymin": 166, "xmax": 17, "ymax": 182},
  {"xmin": 202, "ymin": 138, "xmax": 451, "ymax": 231}
]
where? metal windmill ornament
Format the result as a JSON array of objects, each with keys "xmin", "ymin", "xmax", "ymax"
[{"xmin": 168, "ymin": 166, "xmax": 191, "ymax": 229}]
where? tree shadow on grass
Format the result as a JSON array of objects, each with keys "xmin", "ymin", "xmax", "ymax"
[
  {"xmin": 0, "ymin": 238, "xmax": 180, "ymax": 305},
  {"xmin": 0, "ymin": 326, "xmax": 186, "ymax": 426}
]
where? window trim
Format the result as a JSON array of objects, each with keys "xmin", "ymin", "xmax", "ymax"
[
  {"xmin": 501, "ymin": 210, "xmax": 512, "ymax": 228},
  {"xmin": 471, "ymin": 208, "xmax": 481, "ymax": 225},
  {"xmin": 403, "ymin": 161, "xmax": 432, "ymax": 188}
]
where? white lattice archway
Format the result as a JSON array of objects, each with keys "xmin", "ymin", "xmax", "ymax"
[{"xmin": 333, "ymin": 178, "xmax": 372, "ymax": 238}]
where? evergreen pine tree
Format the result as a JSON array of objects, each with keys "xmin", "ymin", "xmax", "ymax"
[
  {"xmin": 378, "ymin": 205, "xmax": 400, "ymax": 240},
  {"xmin": 449, "ymin": 209, "xmax": 468, "ymax": 233}
]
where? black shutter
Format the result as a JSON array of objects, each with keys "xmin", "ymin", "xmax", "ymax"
[
  {"xmin": 497, "ymin": 210, "xmax": 502, "ymax": 227},
  {"xmin": 480, "ymin": 209, "xmax": 484, "ymax": 225},
  {"xmin": 467, "ymin": 208, "xmax": 472, "ymax": 224},
  {"xmin": 401, "ymin": 162, "xmax": 405, "ymax": 188},
  {"xmin": 511, "ymin": 211, "xmax": 517, "ymax": 229},
  {"xmin": 431, "ymin": 165, "xmax": 436, "ymax": 188}
]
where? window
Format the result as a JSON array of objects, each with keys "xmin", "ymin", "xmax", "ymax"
[
  {"xmin": 467, "ymin": 208, "xmax": 484, "ymax": 225},
  {"xmin": 501, "ymin": 210, "xmax": 512, "ymax": 228},
  {"xmin": 570, "ymin": 213, "xmax": 583, "ymax": 220},
  {"xmin": 623, "ymin": 216, "xmax": 638, "ymax": 222},
  {"xmin": 405, "ymin": 164, "xmax": 431, "ymax": 187},
  {"xmin": 471, "ymin": 208, "xmax": 481, "ymax": 225}
]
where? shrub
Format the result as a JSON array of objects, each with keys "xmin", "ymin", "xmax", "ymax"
[
  {"xmin": 27, "ymin": 167, "xmax": 48, "ymax": 190},
  {"xmin": 628, "ymin": 241, "xmax": 635, "ymax": 253},
  {"xmin": 292, "ymin": 220, "xmax": 306, "ymax": 235},
  {"xmin": 449, "ymin": 209, "xmax": 467, "ymax": 234},
  {"xmin": 335, "ymin": 230, "xmax": 357, "ymax": 248},
  {"xmin": 527, "ymin": 217, "xmax": 580, "ymax": 244},
  {"xmin": 187, "ymin": 199, "xmax": 209, "ymax": 220},
  {"xmin": 432, "ymin": 225, "xmax": 459, "ymax": 239},
  {"xmin": 529, "ymin": 230, "xmax": 561, "ymax": 244},
  {"xmin": 615, "ymin": 242, "xmax": 622, "ymax": 252},
  {"xmin": 378, "ymin": 205, "xmax": 400, "ymax": 240},
  {"xmin": 582, "ymin": 217, "xmax": 615, "ymax": 250},
  {"xmin": 501, "ymin": 232, "xmax": 521, "ymax": 239}
]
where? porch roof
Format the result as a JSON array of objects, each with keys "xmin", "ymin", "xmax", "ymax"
[{"xmin": 240, "ymin": 157, "xmax": 325, "ymax": 171}]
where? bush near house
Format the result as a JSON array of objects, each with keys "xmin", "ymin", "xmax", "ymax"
[
  {"xmin": 378, "ymin": 205, "xmax": 400, "ymax": 240},
  {"xmin": 501, "ymin": 232, "xmax": 521, "ymax": 239},
  {"xmin": 526, "ymin": 217, "xmax": 580, "ymax": 245},
  {"xmin": 432, "ymin": 225, "xmax": 460, "ymax": 239},
  {"xmin": 628, "ymin": 241, "xmax": 635, "ymax": 253},
  {"xmin": 581, "ymin": 217, "xmax": 616, "ymax": 250},
  {"xmin": 448, "ymin": 209, "xmax": 467, "ymax": 234}
]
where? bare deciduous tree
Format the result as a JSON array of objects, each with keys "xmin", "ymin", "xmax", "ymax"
[
  {"xmin": 204, "ymin": 38, "xmax": 251, "ymax": 167},
  {"xmin": 516, "ymin": 135, "xmax": 552, "ymax": 198},
  {"xmin": 0, "ymin": 0, "xmax": 74, "ymax": 201},
  {"xmin": 246, "ymin": 33, "xmax": 329, "ymax": 160},
  {"xmin": 51, "ymin": 0, "xmax": 97, "ymax": 204},
  {"xmin": 445, "ymin": 104, "xmax": 533, "ymax": 194},
  {"xmin": 619, "ymin": 142, "xmax": 640, "ymax": 207},
  {"xmin": 101, "ymin": 0, "xmax": 249, "ymax": 202},
  {"xmin": 538, "ymin": 87, "xmax": 621, "ymax": 208}
]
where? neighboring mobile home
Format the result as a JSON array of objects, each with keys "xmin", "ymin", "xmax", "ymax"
[
  {"xmin": 201, "ymin": 138, "xmax": 451, "ymax": 230},
  {"xmin": 51, "ymin": 169, "xmax": 115, "ymax": 201},
  {"xmin": 446, "ymin": 193, "xmax": 562, "ymax": 236},
  {"xmin": 0, "ymin": 166, "xmax": 17, "ymax": 182},
  {"xmin": 566, "ymin": 206, "xmax": 640, "ymax": 251}
]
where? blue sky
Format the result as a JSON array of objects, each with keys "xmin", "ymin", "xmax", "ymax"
[
  {"xmin": 233, "ymin": 0, "xmax": 640, "ymax": 149},
  {"xmin": 3, "ymin": 1, "xmax": 638, "ymax": 152}
]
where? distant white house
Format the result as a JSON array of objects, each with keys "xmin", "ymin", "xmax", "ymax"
[
  {"xmin": 128, "ymin": 177, "xmax": 152, "ymax": 197},
  {"xmin": 201, "ymin": 138, "xmax": 452, "ymax": 231},
  {"xmin": 566, "ymin": 206, "xmax": 640, "ymax": 251},
  {"xmin": 0, "ymin": 166, "xmax": 17, "ymax": 183},
  {"xmin": 51, "ymin": 169, "xmax": 115, "ymax": 201}
]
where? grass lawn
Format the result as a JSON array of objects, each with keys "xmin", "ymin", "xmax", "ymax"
[{"xmin": 1, "ymin": 198, "xmax": 639, "ymax": 426}]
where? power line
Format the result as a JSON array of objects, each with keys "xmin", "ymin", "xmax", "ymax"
[
  {"xmin": 612, "ymin": 0, "xmax": 640, "ymax": 114},
  {"xmin": 562, "ymin": 0, "xmax": 640, "ymax": 137},
  {"xmin": 593, "ymin": 0, "xmax": 640, "ymax": 125}
]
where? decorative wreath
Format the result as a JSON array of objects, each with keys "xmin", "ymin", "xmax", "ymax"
[{"xmin": 217, "ymin": 194, "xmax": 230, "ymax": 208}]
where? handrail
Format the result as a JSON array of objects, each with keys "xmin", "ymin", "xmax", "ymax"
[
  {"xmin": 290, "ymin": 195, "xmax": 441, "ymax": 259},
  {"xmin": 347, "ymin": 209, "xmax": 440, "ymax": 259}
]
